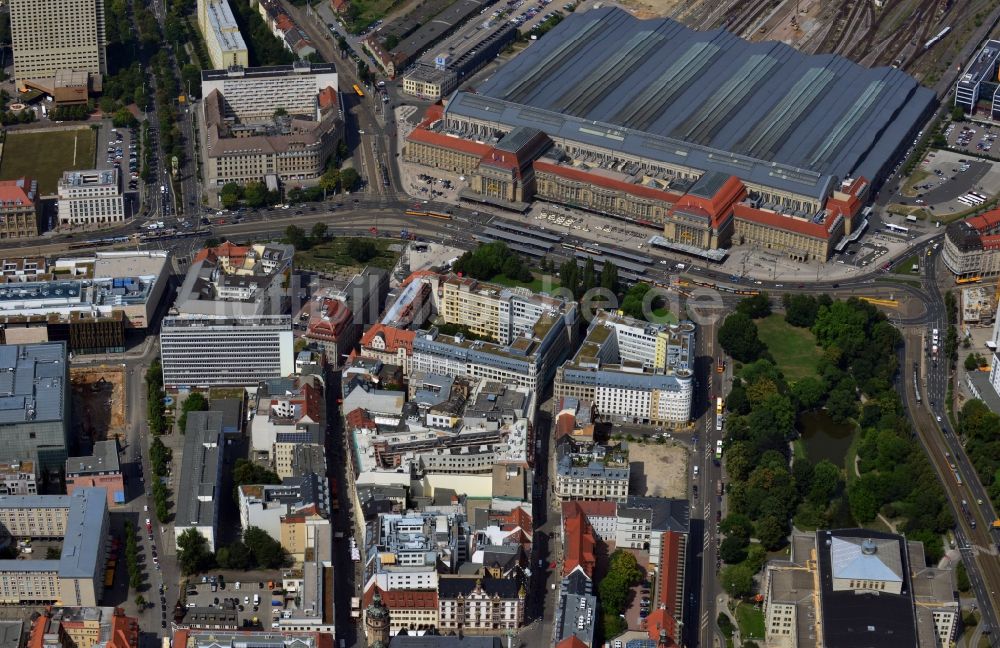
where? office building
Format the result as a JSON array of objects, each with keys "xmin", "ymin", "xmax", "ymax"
[
  {"xmin": 200, "ymin": 64, "xmax": 343, "ymax": 188},
  {"xmin": 554, "ymin": 438, "xmax": 629, "ymax": 502},
  {"xmin": 9, "ymin": 0, "xmax": 106, "ymax": 92},
  {"xmin": 196, "ymin": 0, "xmax": 248, "ymax": 69},
  {"xmin": 175, "ymin": 411, "xmax": 224, "ymax": 551},
  {"xmin": 555, "ymin": 313, "xmax": 695, "ymax": 426},
  {"xmin": 0, "ymin": 489, "xmax": 109, "ymax": 606},
  {"xmin": 201, "ymin": 63, "xmax": 338, "ymax": 121},
  {"xmin": 0, "ymin": 343, "xmax": 69, "ymax": 475},
  {"xmin": 762, "ymin": 529, "xmax": 958, "ymax": 648},
  {"xmin": 405, "ymin": 9, "xmax": 933, "ymax": 257},
  {"xmin": 56, "ymin": 170, "xmax": 123, "ymax": 228},
  {"xmin": 160, "ymin": 241, "xmax": 295, "ymax": 387},
  {"xmin": 0, "ymin": 178, "xmax": 40, "ymax": 240},
  {"xmin": 28, "ymin": 606, "xmax": 138, "ymax": 648},
  {"xmin": 943, "ymin": 209, "xmax": 1000, "ymax": 279},
  {"xmin": 436, "ymin": 577, "xmax": 525, "ymax": 635},
  {"xmin": 65, "ymin": 441, "xmax": 123, "ymax": 507},
  {"xmin": 955, "ymin": 39, "xmax": 1000, "ymax": 118}
]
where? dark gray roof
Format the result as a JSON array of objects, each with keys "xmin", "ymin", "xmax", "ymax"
[
  {"xmin": 66, "ymin": 440, "xmax": 120, "ymax": 476},
  {"xmin": 0, "ymin": 342, "xmax": 66, "ymax": 425},
  {"xmin": 177, "ymin": 411, "xmax": 223, "ymax": 529},
  {"xmin": 449, "ymin": 7, "xmax": 935, "ymax": 199},
  {"xmin": 687, "ymin": 170, "xmax": 731, "ymax": 200},
  {"xmin": 621, "ymin": 497, "xmax": 689, "ymax": 532},
  {"xmin": 437, "ymin": 576, "xmax": 521, "ymax": 598},
  {"xmin": 817, "ymin": 529, "xmax": 918, "ymax": 648}
]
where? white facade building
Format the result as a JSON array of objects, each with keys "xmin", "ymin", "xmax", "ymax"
[
  {"xmin": 57, "ymin": 169, "xmax": 123, "ymax": 227},
  {"xmin": 201, "ymin": 63, "xmax": 339, "ymax": 121}
]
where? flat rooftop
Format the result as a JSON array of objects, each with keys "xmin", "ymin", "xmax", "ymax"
[
  {"xmin": 205, "ymin": 0, "xmax": 247, "ymax": 53},
  {"xmin": 0, "ymin": 342, "xmax": 66, "ymax": 425},
  {"xmin": 176, "ymin": 411, "xmax": 223, "ymax": 529},
  {"xmin": 201, "ymin": 62, "xmax": 337, "ymax": 82},
  {"xmin": 60, "ymin": 169, "xmax": 117, "ymax": 188},
  {"xmin": 66, "ymin": 440, "xmax": 120, "ymax": 476},
  {"xmin": 959, "ymin": 39, "xmax": 1000, "ymax": 87},
  {"xmin": 449, "ymin": 7, "xmax": 935, "ymax": 198}
]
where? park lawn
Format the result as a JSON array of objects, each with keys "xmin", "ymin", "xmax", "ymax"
[
  {"xmin": 735, "ymin": 603, "xmax": 765, "ymax": 640},
  {"xmin": 0, "ymin": 128, "xmax": 96, "ymax": 194},
  {"xmin": 755, "ymin": 314, "xmax": 822, "ymax": 383},
  {"xmin": 295, "ymin": 237, "xmax": 400, "ymax": 273},
  {"xmin": 893, "ymin": 254, "xmax": 920, "ymax": 275},
  {"xmin": 489, "ymin": 273, "xmax": 560, "ymax": 293},
  {"xmin": 346, "ymin": 0, "xmax": 399, "ymax": 32},
  {"xmin": 651, "ymin": 305, "xmax": 678, "ymax": 323}
]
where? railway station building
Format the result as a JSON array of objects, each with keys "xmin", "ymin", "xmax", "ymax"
[{"xmin": 404, "ymin": 7, "xmax": 934, "ymax": 260}]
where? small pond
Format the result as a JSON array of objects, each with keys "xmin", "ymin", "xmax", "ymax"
[{"xmin": 798, "ymin": 410, "xmax": 857, "ymax": 465}]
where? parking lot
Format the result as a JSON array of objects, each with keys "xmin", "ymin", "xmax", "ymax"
[
  {"xmin": 100, "ymin": 126, "xmax": 140, "ymax": 191},
  {"xmin": 183, "ymin": 575, "xmax": 288, "ymax": 629}
]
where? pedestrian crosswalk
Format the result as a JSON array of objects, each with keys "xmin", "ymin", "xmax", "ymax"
[{"xmin": 701, "ymin": 610, "xmax": 710, "ymax": 630}]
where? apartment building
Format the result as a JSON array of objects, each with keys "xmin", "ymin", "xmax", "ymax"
[
  {"xmin": 0, "ymin": 343, "xmax": 70, "ymax": 475},
  {"xmin": 200, "ymin": 65, "xmax": 343, "ymax": 188},
  {"xmin": 250, "ymin": 375, "xmax": 325, "ymax": 473},
  {"xmin": 160, "ymin": 242, "xmax": 295, "ymax": 387},
  {"xmin": 762, "ymin": 529, "xmax": 957, "ymax": 648},
  {"xmin": 555, "ymin": 313, "xmax": 695, "ymax": 427},
  {"xmin": 554, "ymin": 438, "xmax": 629, "ymax": 502},
  {"xmin": 0, "ymin": 489, "xmax": 109, "ymax": 606},
  {"xmin": 304, "ymin": 269, "xmax": 389, "ymax": 365},
  {"xmin": 29, "ymin": 606, "xmax": 138, "ymax": 648},
  {"xmin": 361, "ymin": 588, "xmax": 439, "ymax": 636},
  {"xmin": 65, "ymin": 441, "xmax": 123, "ymax": 507},
  {"xmin": 0, "ymin": 178, "xmax": 40, "ymax": 240},
  {"xmin": 196, "ymin": 0, "xmax": 248, "ymax": 69},
  {"xmin": 175, "ymin": 412, "xmax": 224, "ymax": 551},
  {"xmin": 237, "ymin": 474, "xmax": 330, "ymax": 541},
  {"xmin": 358, "ymin": 325, "xmax": 414, "ymax": 374},
  {"xmin": 56, "ymin": 170, "xmax": 123, "ymax": 228},
  {"xmin": 9, "ymin": 0, "xmax": 106, "ymax": 90}
]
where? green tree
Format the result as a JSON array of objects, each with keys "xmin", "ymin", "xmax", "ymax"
[
  {"xmin": 241, "ymin": 181, "xmax": 267, "ymax": 208},
  {"xmin": 826, "ymin": 385, "xmax": 859, "ymax": 423},
  {"xmin": 311, "ymin": 222, "xmax": 329, "ymax": 242},
  {"xmin": 581, "ymin": 257, "xmax": 595, "ymax": 292},
  {"xmin": 232, "ymin": 459, "xmax": 280, "ymax": 501},
  {"xmin": 848, "ymin": 479, "xmax": 879, "ymax": 523},
  {"xmin": 808, "ymin": 460, "xmax": 842, "ymax": 508},
  {"xmin": 956, "ymin": 560, "xmax": 970, "ymax": 592},
  {"xmin": 244, "ymin": 526, "xmax": 288, "ymax": 568},
  {"xmin": 346, "ymin": 238, "xmax": 377, "ymax": 262},
  {"xmin": 178, "ymin": 392, "xmax": 209, "ymax": 433},
  {"xmin": 720, "ymin": 513, "xmax": 753, "ymax": 542},
  {"xmin": 719, "ymin": 536, "xmax": 749, "ymax": 564},
  {"xmin": 181, "ymin": 64, "xmax": 201, "ymax": 99},
  {"xmin": 721, "ymin": 563, "xmax": 754, "ymax": 599},
  {"xmin": 284, "ymin": 224, "xmax": 309, "ymax": 250},
  {"xmin": 177, "ymin": 528, "xmax": 214, "ymax": 575},
  {"xmin": 755, "ymin": 515, "xmax": 787, "ymax": 550},
  {"xmin": 340, "ymin": 167, "xmax": 360, "ymax": 191},
  {"xmin": 782, "ymin": 294, "xmax": 819, "ymax": 327},
  {"xmin": 319, "ymin": 168, "xmax": 340, "ymax": 194},
  {"xmin": 965, "ymin": 353, "xmax": 981, "ymax": 371},
  {"xmin": 791, "ymin": 376, "xmax": 825, "ymax": 410},
  {"xmin": 620, "ymin": 282, "xmax": 651, "ymax": 320},
  {"xmin": 135, "ymin": 594, "xmax": 146, "ymax": 608},
  {"xmin": 718, "ymin": 312, "xmax": 766, "ymax": 362},
  {"xmin": 600, "ymin": 261, "xmax": 619, "ymax": 295}
]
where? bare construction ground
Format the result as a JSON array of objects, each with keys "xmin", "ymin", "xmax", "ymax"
[
  {"xmin": 71, "ymin": 366, "xmax": 126, "ymax": 442},
  {"xmin": 628, "ymin": 441, "xmax": 689, "ymax": 499}
]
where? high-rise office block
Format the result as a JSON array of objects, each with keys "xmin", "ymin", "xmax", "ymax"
[{"xmin": 9, "ymin": 0, "xmax": 107, "ymax": 91}]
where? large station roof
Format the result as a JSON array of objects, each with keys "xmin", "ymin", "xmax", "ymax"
[{"xmin": 448, "ymin": 7, "xmax": 935, "ymax": 196}]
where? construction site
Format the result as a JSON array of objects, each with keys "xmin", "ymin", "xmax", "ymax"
[
  {"xmin": 620, "ymin": 0, "xmax": 995, "ymax": 87},
  {"xmin": 70, "ymin": 366, "xmax": 127, "ymax": 445}
]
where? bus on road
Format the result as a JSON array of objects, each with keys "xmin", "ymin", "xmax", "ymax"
[{"xmin": 353, "ymin": 84, "xmax": 364, "ymax": 97}]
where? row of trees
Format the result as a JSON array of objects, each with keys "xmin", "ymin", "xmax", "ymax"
[
  {"xmin": 125, "ymin": 522, "xmax": 142, "ymax": 590},
  {"xmin": 149, "ymin": 436, "xmax": 172, "ymax": 522},
  {"xmin": 282, "ymin": 223, "xmax": 332, "ymax": 252},
  {"xmin": 178, "ymin": 524, "xmax": 289, "ymax": 576},
  {"xmin": 558, "ymin": 257, "xmax": 619, "ymax": 302},
  {"xmin": 229, "ymin": 0, "xmax": 297, "ymax": 66},
  {"xmin": 453, "ymin": 242, "xmax": 533, "ymax": 283},
  {"xmin": 177, "ymin": 392, "xmax": 209, "ymax": 433},
  {"xmin": 146, "ymin": 359, "xmax": 166, "ymax": 435}
]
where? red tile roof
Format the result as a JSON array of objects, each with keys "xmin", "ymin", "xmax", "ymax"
[
  {"xmin": 193, "ymin": 240, "xmax": 251, "ymax": 265},
  {"xmin": 417, "ymin": 104, "xmax": 444, "ymax": 127},
  {"xmin": 646, "ymin": 608, "xmax": 680, "ymax": 646},
  {"xmin": 555, "ymin": 411, "xmax": 576, "ymax": 439},
  {"xmin": 576, "ymin": 500, "xmax": 617, "ymax": 518},
  {"xmin": 825, "ymin": 176, "xmax": 868, "ymax": 222},
  {"xmin": 0, "ymin": 178, "xmax": 35, "ymax": 210},
  {"xmin": 562, "ymin": 502, "xmax": 597, "ymax": 579},
  {"xmin": 965, "ymin": 209, "xmax": 1000, "ymax": 234},
  {"xmin": 360, "ymin": 324, "xmax": 415, "ymax": 354},
  {"xmin": 330, "ymin": 0, "xmax": 350, "ymax": 11},
  {"xmin": 534, "ymin": 160, "xmax": 683, "ymax": 204},
  {"xmin": 555, "ymin": 638, "xmax": 589, "ymax": 648},
  {"xmin": 407, "ymin": 126, "xmax": 493, "ymax": 157},
  {"xmin": 307, "ymin": 298, "xmax": 353, "ymax": 340},
  {"xmin": 364, "ymin": 586, "xmax": 438, "ymax": 609},
  {"xmin": 345, "ymin": 407, "xmax": 376, "ymax": 430},
  {"xmin": 982, "ymin": 233, "xmax": 1000, "ymax": 251},
  {"xmin": 733, "ymin": 202, "xmax": 842, "ymax": 240},
  {"xmin": 669, "ymin": 175, "xmax": 745, "ymax": 229}
]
